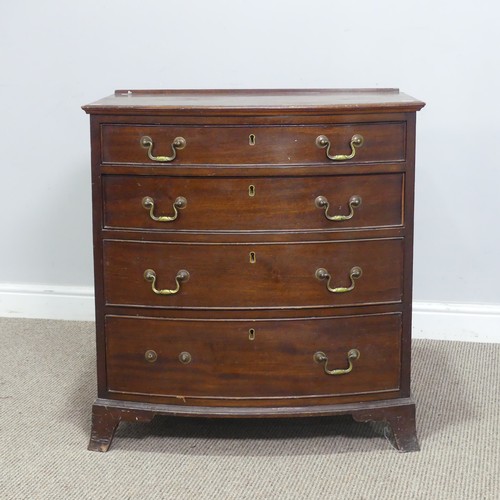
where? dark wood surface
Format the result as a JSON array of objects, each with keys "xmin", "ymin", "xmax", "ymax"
[
  {"xmin": 105, "ymin": 313, "xmax": 401, "ymax": 399},
  {"xmin": 103, "ymin": 238, "xmax": 403, "ymax": 309},
  {"xmin": 103, "ymin": 173, "xmax": 403, "ymax": 232},
  {"xmin": 88, "ymin": 397, "xmax": 418, "ymax": 452},
  {"xmin": 84, "ymin": 88, "xmax": 423, "ymax": 452},
  {"xmin": 83, "ymin": 88, "xmax": 425, "ymax": 115},
  {"xmin": 101, "ymin": 122, "xmax": 406, "ymax": 165}
]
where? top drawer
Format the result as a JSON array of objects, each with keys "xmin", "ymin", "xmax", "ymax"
[{"xmin": 100, "ymin": 123, "xmax": 406, "ymax": 165}]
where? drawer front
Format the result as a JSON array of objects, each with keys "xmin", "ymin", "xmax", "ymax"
[
  {"xmin": 101, "ymin": 123, "xmax": 406, "ymax": 165},
  {"xmin": 103, "ymin": 239, "xmax": 403, "ymax": 309},
  {"xmin": 105, "ymin": 313, "xmax": 401, "ymax": 399},
  {"xmin": 103, "ymin": 174, "xmax": 403, "ymax": 232}
]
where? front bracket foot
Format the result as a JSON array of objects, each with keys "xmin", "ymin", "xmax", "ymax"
[{"xmin": 353, "ymin": 402, "xmax": 420, "ymax": 452}]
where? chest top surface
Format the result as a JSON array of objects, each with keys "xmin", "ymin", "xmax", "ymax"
[{"xmin": 82, "ymin": 88, "xmax": 425, "ymax": 115}]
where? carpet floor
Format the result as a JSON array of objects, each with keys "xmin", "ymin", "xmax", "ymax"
[{"xmin": 0, "ymin": 317, "xmax": 499, "ymax": 499}]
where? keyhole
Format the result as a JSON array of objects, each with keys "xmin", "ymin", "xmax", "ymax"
[
  {"xmin": 248, "ymin": 328, "xmax": 256, "ymax": 341},
  {"xmin": 249, "ymin": 134, "xmax": 256, "ymax": 146},
  {"xmin": 249, "ymin": 251, "xmax": 256, "ymax": 263},
  {"xmin": 248, "ymin": 184, "xmax": 256, "ymax": 197}
]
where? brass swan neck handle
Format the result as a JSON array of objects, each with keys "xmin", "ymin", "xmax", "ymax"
[
  {"xmin": 142, "ymin": 196, "xmax": 187, "ymax": 222},
  {"xmin": 315, "ymin": 195, "xmax": 362, "ymax": 221},
  {"xmin": 143, "ymin": 269, "xmax": 190, "ymax": 295},
  {"xmin": 140, "ymin": 135, "xmax": 186, "ymax": 162},
  {"xmin": 315, "ymin": 266, "xmax": 362, "ymax": 293},
  {"xmin": 314, "ymin": 349, "xmax": 360, "ymax": 376},
  {"xmin": 316, "ymin": 134, "xmax": 364, "ymax": 161}
]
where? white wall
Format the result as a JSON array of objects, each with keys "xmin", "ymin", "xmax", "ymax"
[{"xmin": 1, "ymin": 0, "xmax": 499, "ymax": 338}]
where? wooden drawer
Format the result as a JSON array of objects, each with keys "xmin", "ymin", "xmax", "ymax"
[
  {"xmin": 103, "ymin": 238, "xmax": 403, "ymax": 309},
  {"xmin": 105, "ymin": 313, "xmax": 402, "ymax": 399},
  {"xmin": 103, "ymin": 173, "xmax": 403, "ymax": 232},
  {"xmin": 101, "ymin": 123, "xmax": 406, "ymax": 165}
]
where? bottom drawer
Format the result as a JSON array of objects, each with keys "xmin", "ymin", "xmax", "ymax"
[{"xmin": 105, "ymin": 313, "xmax": 401, "ymax": 400}]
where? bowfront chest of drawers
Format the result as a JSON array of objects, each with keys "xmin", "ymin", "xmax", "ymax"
[{"xmin": 83, "ymin": 89, "xmax": 425, "ymax": 452}]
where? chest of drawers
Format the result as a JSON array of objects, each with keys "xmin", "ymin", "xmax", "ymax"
[{"xmin": 83, "ymin": 89, "xmax": 424, "ymax": 452}]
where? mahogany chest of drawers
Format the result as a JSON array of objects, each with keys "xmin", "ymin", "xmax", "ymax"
[{"xmin": 83, "ymin": 89, "xmax": 425, "ymax": 452}]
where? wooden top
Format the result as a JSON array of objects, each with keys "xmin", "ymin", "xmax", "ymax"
[{"xmin": 82, "ymin": 88, "xmax": 425, "ymax": 115}]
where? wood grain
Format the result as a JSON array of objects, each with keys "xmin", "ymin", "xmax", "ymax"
[
  {"xmin": 105, "ymin": 313, "xmax": 401, "ymax": 399},
  {"xmin": 103, "ymin": 238, "xmax": 404, "ymax": 309},
  {"xmin": 103, "ymin": 173, "xmax": 404, "ymax": 232},
  {"xmin": 101, "ymin": 122, "xmax": 406, "ymax": 165},
  {"xmin": 83, "ymin": 88, "xmax": 425, "ymax": 115}
]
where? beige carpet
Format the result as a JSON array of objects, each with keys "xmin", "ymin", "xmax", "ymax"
[{"xmin": 0, "ymin": 317, "xmax": 499, "ymax": 499}]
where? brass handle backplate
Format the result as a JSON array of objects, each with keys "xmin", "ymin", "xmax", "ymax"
[
  {"xmin": 316, "ymin": 134, "xmax": 364, "ymax": 161},
  {"xmin": 144, "ymin": 269, "xmax": 190, "ymax": 295},
  {"xmin": 314, "ymin": 349, "xmax": 360, "ymax": 375},
  {"xmin": 315, "ymin": 266, "xmax": 362, "ymax": 293},
  {"xmin": 145, "ymin": 350, "xmax": 158, "ymax": 363},
  {"xmin": 140, "ymin": 135, "xmax": 186, "ymax": 162},
  {"xmin": 179, "ymin": 351, "xmax": 192, "ymax": 364},
  {"xmin": 315, "ymin": 195, "xmax": 362, "ymax": 221},
  {"xmin": 142, "ymin": 196, "xmax": 187, "ymax": 222}
]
